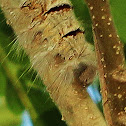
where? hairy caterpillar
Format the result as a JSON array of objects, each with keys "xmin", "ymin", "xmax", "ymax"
[
  {"xmin": 0, "ymin": 0, "xmax": 106, "ymax": 126},
  {"xmin": 1, "ymin": 0, "xmax": 96, "ymax": 87}
]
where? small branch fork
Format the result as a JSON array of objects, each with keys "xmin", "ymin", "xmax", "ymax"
[{"xmin": 84, "ymin": 0, "xmax": 126, "ymax": 126}]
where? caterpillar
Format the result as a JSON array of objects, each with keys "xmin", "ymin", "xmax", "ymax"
[{"xmin": 0, "ymin": 0, "xmax": 106, "ymax": 126}]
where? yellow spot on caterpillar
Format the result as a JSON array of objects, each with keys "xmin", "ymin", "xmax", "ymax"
[
  {"xmin": 85, "ymin": 107, "xmax": 88, "ymax": 110},
  {"xmin": 69, "ymin": 56, "xmax": 73, "ymax": 60},
  {"xmin": 6, "ymin": 20, "xmax": 10, "ymax": 25},
  {"xmin": 90, "ymin": 116, "xmax": 93, "ymax": 119},
  {"xmin": 61, "ymin": 116, "xmax": 65, "ymax": 121},
  {"xmin": 107, "ymin": 22, "xmax": 111, "ymax": 25},
  {"xmin": 118, "ymin": 94, "xmax": 122, "ymax": 99}
]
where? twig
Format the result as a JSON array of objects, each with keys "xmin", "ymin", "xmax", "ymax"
[{"xmin": 84, "ymin": 0, "xmax": 126, "ymax": 125}]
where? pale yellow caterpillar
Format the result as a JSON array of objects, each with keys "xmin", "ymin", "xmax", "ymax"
[{"xmin": 0, "ymin": 0, "xmax": 106, "ymax": 126}]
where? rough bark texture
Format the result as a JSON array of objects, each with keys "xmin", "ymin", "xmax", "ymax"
[
  {"xmin": 84, "ymin": 0, "xmax": 126, "ymax": 126},
  {"xmin": 0, "ymin": 0, "xmax": 107, "ymax": 126}
]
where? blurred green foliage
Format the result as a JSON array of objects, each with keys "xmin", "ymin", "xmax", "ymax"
[
  {"xmin": 0, "ymin": 0, "xmax": 126, "ymax": 126},
  {"xmin": 110, "ymin": 0, "xmax": 126, "ymax": 44},
  {"xmin": 0, "ymin": 65, "xmax": 6, "ymax": 96},
  {"xmin": 0, "ymin": 8, "xmax": 66, "ymax": 126},
  {"xmin": 69, "ymin": 0, "xmax": 93, "ymax": 43},
  {"xmin": 0, "ymin": 97, "xmax": 21, "ymax": 126}
]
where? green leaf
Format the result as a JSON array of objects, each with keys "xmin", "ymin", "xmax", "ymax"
[
  {"xmin": 5, "ymin": 80, "xmax": 25, "ymax": 115},
  {"xmin": 0, "ymin": 9, "xmax": 13, "ymax": 37},
  {"xmin": 0, "ymin": 65, "xmax": 6, "ymax": 96},
  {"xmin": 70, "ymin": 0, "xmax": 93, "ymax": 43},
  {"xmin": 110, "ymin": 0, "xmax": 126, "ymax": 43},
  {"xmin": 28, "ymin": 87, "xmax": 56, "ymax": 114},
  {"xmin": 40, "ymin": 108, "xmax": 67, "ymax": 126}
]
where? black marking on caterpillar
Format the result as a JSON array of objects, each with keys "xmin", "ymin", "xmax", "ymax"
[
  {"xmin": 62, "ymin": 28, "xmax": 84, "ymax": 38},
  {"xmin": 45, "ymin": 4, "xmax": 72, "ymax": 15},
  {"xmin": 74, "ymin": 63, "xmax": 96, "ymax": 88}
]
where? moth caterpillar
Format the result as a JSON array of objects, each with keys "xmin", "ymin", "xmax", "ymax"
[{"xmin": 0, "ymin": 0, "xmax": 106, "ymax": 126}]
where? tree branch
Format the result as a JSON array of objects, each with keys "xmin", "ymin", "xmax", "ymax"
[{"xmin": 84, "ymin": 0, "xmax": 126, "ymax": 125}]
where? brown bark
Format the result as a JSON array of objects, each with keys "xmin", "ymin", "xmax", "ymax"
[{"xmin": 84, "ymin": 0, "xmax": 126, "ymax": 125}]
